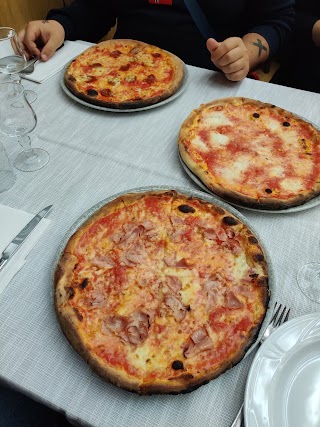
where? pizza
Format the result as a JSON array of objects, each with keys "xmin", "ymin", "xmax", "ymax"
[
  {"xmin": 54, "ymin": 189, "xmax": 269, "ymax": 394},
  {"xmin": 64, "ymin": 39, "xmax": 184, "ymax": 109},
  {"xmin": 178, "ymin": 97, "xmax": 320, "ymax": 210}
]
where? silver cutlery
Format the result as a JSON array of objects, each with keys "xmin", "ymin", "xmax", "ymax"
[
  {"xmin": 231, "ymin": 303, "xmax": 291, "ymax": 427},
  {"xmin": 20, "ymin": 57, "xmax": 38, "ymax": 74},
  {"xmin": 0, "ymin": 205, "xmax": 52, "ymax": 272}
]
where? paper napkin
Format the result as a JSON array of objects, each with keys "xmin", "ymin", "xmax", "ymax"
[
  {"xmin": 0, "ymin": 205, "xmax": 51, "ymax": 295},
  {"xmin": 21, "ymin": 40, "xmax": 89, "ymax": 83}
]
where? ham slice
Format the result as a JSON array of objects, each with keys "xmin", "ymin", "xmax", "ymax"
[
  {"xmin": 102, "ymin": 311, "xmax": 150, "ymax": 345},
  {"xmin": 183, "ymin": 327, "xmax": 214, "ymax": 358},
  {"xmin": 164, "ymin": 295, "xmax": 187, "ymax": 321}
]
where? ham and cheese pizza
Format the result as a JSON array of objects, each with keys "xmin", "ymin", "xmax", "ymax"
[
  {"xmin": 54, "ymin": 190, "xmax": 269, "ymax": 394},
  {"xmin": 64, "ymin": 39, "xmax": 184, "ymax": 109},
  {"xmin": 178, "ymin": 97, "xmax": 320, "ymax": 210}
]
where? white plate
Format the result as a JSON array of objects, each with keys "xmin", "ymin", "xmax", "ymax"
[
  {"xmin": 179, "ymin": 153, "xmax": 320, "ymax": 214},
  {"xmin": 244, "ymin": 312, "xmax": 320, "ymax": 427},
  {"xmin": 60, "ymin": 63, "xmax": 189, "ymax": 112}
]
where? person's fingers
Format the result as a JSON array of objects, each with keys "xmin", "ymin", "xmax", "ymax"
[
  {"xmin": 17, "ymin": 20, "xmax": 65, "ymax": 61},
  {"xmin": 224, "ymin": 66, "xmax": 249, "ymax": 81},
  {"xmin": 210, "ymin": 37, "xmax": 244, "ymax": 62},
  {"xmin": 21, "ymin": 25, "xmax": 42, "ymax": 57},
  {"xmin": 40, "ymin": 36, "xmax": 61, "ymax": 61},
  {"xmin": 215, "ymin": 47, "xmax": 243, "ymax": 68},
  {"xmin": 220, "ymin": 57, "xmax": 248, "ymax": 75},
  {"xmin": 206, "ymin": 38, "xmax": 220, "ymax": 53}
]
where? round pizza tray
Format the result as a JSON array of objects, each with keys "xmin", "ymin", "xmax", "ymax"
[
  {"xmin": 52, "ymin": 185, "xmax": 275, "ymax": 361},
  {"xmin": 60, "ymin": 62, "xmax": 189, "ymax": 113},
  {"xmin": 179, "ymin": 153, "xmax": 320, "ymax": 214}
]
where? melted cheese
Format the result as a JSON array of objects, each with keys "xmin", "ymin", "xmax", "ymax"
[
  {"xmin": 209, "ymin": 132, "xmax": 229, "ymax": 147},
  {"xmin": 203, "ymin": 111, "xmax": 233, "ymax": 127},
  {"xmin": 192, "ymin": 136, "xmax": 210, "ymax": 152}
]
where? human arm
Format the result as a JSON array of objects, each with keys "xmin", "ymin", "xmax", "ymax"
[
  {"xmin": 206, "ymin": 33, "xmax": 269, "ymax": 81},
  {"xmin": 205, "ymin": 0, "xmax": 293, "ymax": 81}
]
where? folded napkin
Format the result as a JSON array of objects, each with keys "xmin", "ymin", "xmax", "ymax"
[
  {"xmin": 0, "ymin": 205, "xmax": 51, "ymax": 295},
  {"xmin": 21, "ymin": 40, "xmax": 89, "ymax": 83}
]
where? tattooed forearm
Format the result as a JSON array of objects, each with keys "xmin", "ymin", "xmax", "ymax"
[
  {"xmin": 252, "ymin": 39, "xmax": 267, "ymax": 57},
  {"xmin": 42, "ymin": 19, "xmax": 49, "ymax": 24}
]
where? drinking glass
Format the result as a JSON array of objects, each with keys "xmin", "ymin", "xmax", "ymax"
[
  {"xmin": 0, "ymin": 141, "xmax": 16, "ymax": 192},
  {"xmin": 0, "ymin": 27, "xmax": 37, "ymax": 103},
  {"xmin": 297, "ymin": 262, "xmax": 320, "ymax": 303},
  {"xmin": 0, "ymin": 81, "xmax": 49, "ymax": 171}
]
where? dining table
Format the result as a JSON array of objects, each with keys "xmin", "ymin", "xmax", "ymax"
[{"xmin": 0, "ymin": 51, "xmax": 320, "ymax": 427}]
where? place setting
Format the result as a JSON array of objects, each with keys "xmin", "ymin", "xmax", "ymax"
[{"xmin": 1, "ymin": 18, "xmax": 320, "ymax": 427}]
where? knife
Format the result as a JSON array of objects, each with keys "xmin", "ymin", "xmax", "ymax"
[{"xmin": 0, "ymin": 205, "xmax": 53, "ymax": 272}]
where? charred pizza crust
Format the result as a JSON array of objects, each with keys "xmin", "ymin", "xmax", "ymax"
[
  {"xmin": 64, "ymin": 39, "xmax": 184, "ymax": 109},
  {"xmin": 179, "ymin": 97, "xmax": 320, "ymax": 210},
  {"xmin": 54, "ymin": 190, "xmax": 269, "ymax": 394}
]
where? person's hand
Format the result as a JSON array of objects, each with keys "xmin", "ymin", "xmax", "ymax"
[
  {"xmin": 18, "ymin": 20, "xmax": 65, "ymax": 61},
  {"xmin": 206, "ymin": 37, "xmax": 250, "ymax": 81}
]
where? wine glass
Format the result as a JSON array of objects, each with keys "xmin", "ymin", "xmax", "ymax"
[
  {"xmin": 0, "ymin": 81, "xmax": 49, "ymax": 171},
  {"xmin": 0, "ymin": 27, "xmax": 37, "ymax": 103},
  {"xmin": 297, "ymin": 262, "xmax": 320, "ymax": 303}
]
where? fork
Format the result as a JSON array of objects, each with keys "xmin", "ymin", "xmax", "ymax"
[{"xmin": 230, "ymin": 302, "xmax": 291, "ymax": 427}]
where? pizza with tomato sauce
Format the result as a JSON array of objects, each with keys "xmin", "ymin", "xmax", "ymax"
[
  {"xmin": 178, "ymin": 97, "xmax": 320, "ymax": 210},
  {"xmin": 54, "ymin": 190, "xmax": 269, "ymax": 394},
  {"xmin": 64, "ymin": 39, "xmax": 184, "ymax": 109}
]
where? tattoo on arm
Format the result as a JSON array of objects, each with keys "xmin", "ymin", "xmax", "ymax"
[
  {"xmin": 42, "ymin": 19, "xmax": 49, "ymax": 24},
  {"xmin": 252, "ymin": 39, "xmax": 267, "ymax": 57}
]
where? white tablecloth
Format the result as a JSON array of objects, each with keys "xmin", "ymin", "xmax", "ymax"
[{"xmin": 0, "ymin": 63, "xmax": 319, "ymax": 427}]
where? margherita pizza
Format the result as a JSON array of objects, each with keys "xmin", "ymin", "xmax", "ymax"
[
  {"xmin": 64, "ymin": 39, "xmax": 184, "ymax": 109},
  {"xmin": 178, "ymin": 97, "xmax": 320, "ymax": 210},
  {"xmin": 54, "ymin": 190, "xmax": 269, "ymax": 394}
]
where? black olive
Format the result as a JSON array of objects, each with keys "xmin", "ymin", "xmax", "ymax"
[
  {"xmin": 172, "ymin": 360, "xmax": 184, "ymax": 370},
  {"xmin": 222, "ymin": 216, "xmax": 238, "ymax": 226},
  {"xmin": 283, "ymin": 121, "xmax": 290, "ymax": 127},
  {"xmin": 265, "ymin": 188, "xmax": 272, "ymax": 194},
  {"xmin": 87, "ymin": 89, "xmax": 98, "ymax": 97},
  {"xmin": 178, "ymin": 204, "xmax": 195, "ymax": 213},
  {"xmin": 253, "ymin": 113, "xmax": 260, "ymax": 118}
]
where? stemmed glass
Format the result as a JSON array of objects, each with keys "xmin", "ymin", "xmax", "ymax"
[
  {"xmin": 0, "ymin": 81, "xmax": 49, "ymax": 171},
  {"xmin": 297, "ymin": 261, "xmax": 320, "ymax": 303},
  {"xmin": 0, "ymin": 27, "xmax": 37, "ymax": 103}
]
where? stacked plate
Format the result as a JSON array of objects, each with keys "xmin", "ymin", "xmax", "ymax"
[{"xmin": 244, "ymin": 312, "xmax": 320, "ymax": 427}]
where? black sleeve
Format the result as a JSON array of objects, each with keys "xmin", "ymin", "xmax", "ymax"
[
  {"xmin": 246, "ymin": 0, "xmax": 295, "ymax": 59},
  {"xmin": 47, "ymin": 0, "xmax": 117, "ymax": 43}
]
